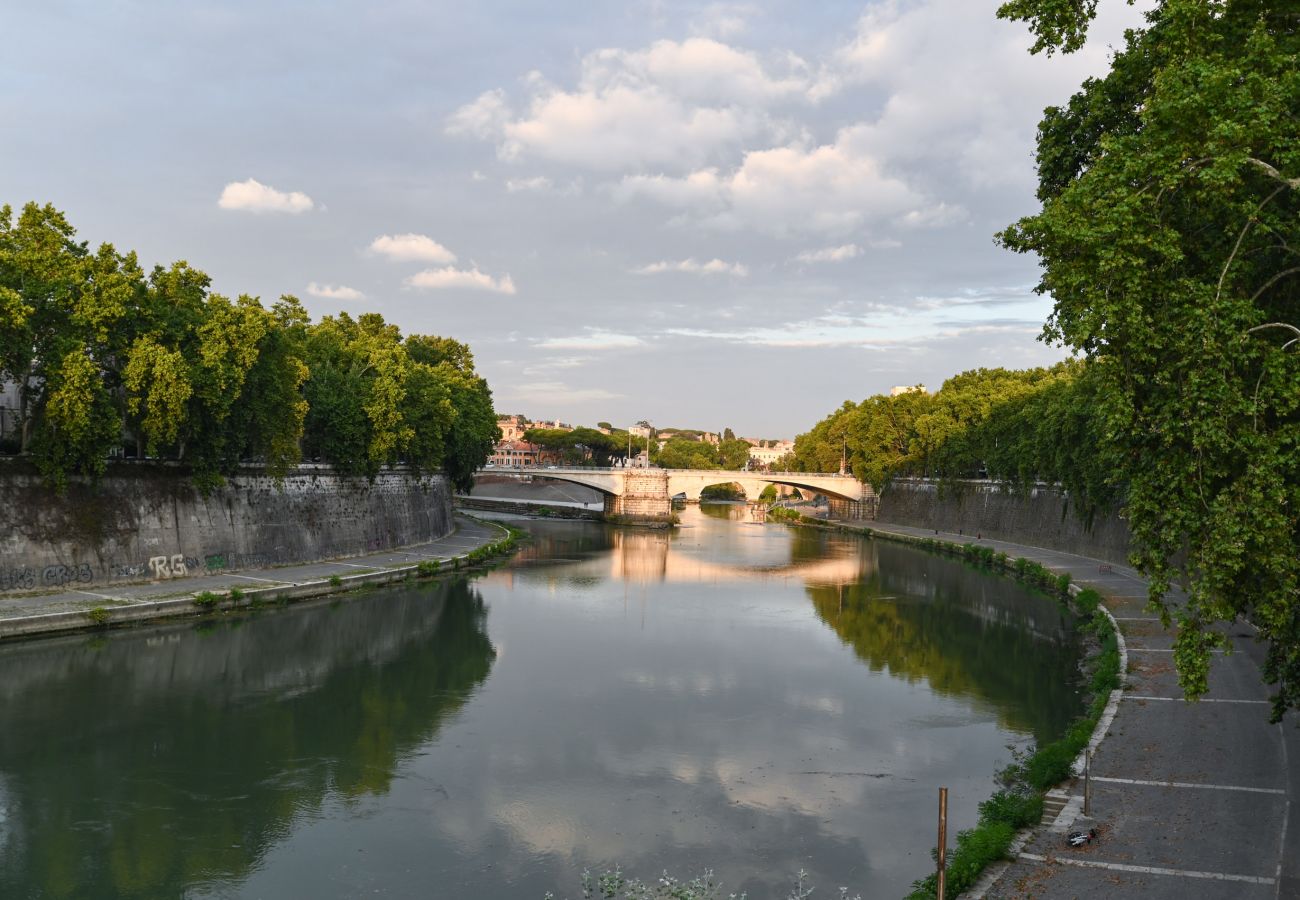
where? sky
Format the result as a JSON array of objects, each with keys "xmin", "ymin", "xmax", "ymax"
[{"xmin": 1, "ymin": 1, "xmax": 1150, "ymax": 438}]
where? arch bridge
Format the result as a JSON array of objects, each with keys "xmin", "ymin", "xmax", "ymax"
[{"xmin": 477, "ymin": 466, "xmax": 875, "ymax": 520}]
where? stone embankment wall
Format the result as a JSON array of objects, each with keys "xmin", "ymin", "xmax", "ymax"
[
  {"xmin": 876, "ymin": 478, "xmax": 1131, "ymax": 565},
  {"xmin": 0, "ymin": 461, "xmax": 453, "ymax": 593},
  {"xmin": 454, "ymin": 496, "xmax": 603, "ymax": 521}
]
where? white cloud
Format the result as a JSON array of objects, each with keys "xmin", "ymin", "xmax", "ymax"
[
  {"xmin": 504, "ymin": 381, "xmax": 624, "ymax": 405},
  {"xmin": 217, "ymin": 178, "xmax": 314, "ymax": 214},
  {"xmin": 617, "ymin": 125, "xmax": 955, "ymax": 236},
  {"xmin": 446, "ymin": 88, "xmax": 512, "ymax": 139},
  {"xmin": 896, "ymin": 202, "xmax": 967, "ymax": 229},
  {"xmin": 505, "ymin": 176, "xmax": 554, "ymax": 192},
  {"xmin": 689, "ymin": 3, "xmax": 760, "ymax": 39},
  {"xmin": 305, "ymin": 282, "xmax": 365, "ymax": 301},
  {"xmin": 535, "ymin": 332, "xmax": 644, "ymax": 350},
  {"xmin": 632, "ymin": 258, "xmax": 748, "ymax": 276},
  {"xmin": 406, "ymin": 266, "xmax": 516, "ymax": 294},
  {"xmin": 808, "ymin": 0, "xmax": 1151, "ymax": 188},
  {"xmin": 447, "ymin": 38, "xmax": 808, "ymax": 172},
  {"xmin": 794, "ymin": 244, "xmax": 862, "ymax": 264},
  {"xmin": 369, "ymin": 233, "xmax": 457, "ymax": 263}
]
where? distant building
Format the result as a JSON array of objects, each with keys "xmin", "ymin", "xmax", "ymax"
[
  {"xmin": 489, "ymin": 441, "xmax": 541, "ymax": 467},
  {"xmin": 889, "ymin": 385, "xmax": 928, "ymax": 396},
  {"xmin": 748, "ymin": 446, "xmax": 789, "ymax": 469},
  {"xmin": 497, "ymin": 415, "xmax": 529, "ymax": 442},
  {"xmin": 628, "ymin": 424, "xmax": 652, "ymax": 439}
]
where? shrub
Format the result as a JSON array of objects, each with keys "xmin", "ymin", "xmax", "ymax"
[
  {"xmin": 328, "ymin": 574, "xmax": 343, "ymax": 587},
  {"xmin": 194, "ymin": 591, "xmax": 220, "ymax": 609},
  {"xmin": 417, "ymin": 560, "xmax": 441, "ymax": 577},
  {"xmin": 228, "ymin": 587, "xmax": 244, "ymax": 603},
  {"xmin": 979, "ymin": 789, "xmax": 1043, "ymax": 829},
  {"xmin": 86, "ymin": 606, "xmax": 111, "ymax": 626}
]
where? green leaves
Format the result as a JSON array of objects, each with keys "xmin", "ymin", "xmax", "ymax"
[
  {"xmin": 1, "ymin": 202, "xmax": 496, "ymax": 492},
  {"xmin": 1001, "ymin": 0, "xmax": 1300, "ymax": 716}
]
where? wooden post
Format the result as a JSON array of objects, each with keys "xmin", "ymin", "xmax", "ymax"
[
  {"xmin": 1084, "ymin": 751, "xmax": 1092, "ymax": 816},
  {"xmin": 937, "ymin": 787, "xmax": 948, "ymax": 900}
]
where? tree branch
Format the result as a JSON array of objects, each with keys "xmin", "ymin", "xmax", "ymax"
[
  {"xmin": 1218, "ymin": 186, "xmax": 1286, "ymax": 305},
  {"xmin": 1246, "ymin": 158, "xmax": 1300, "ymax": 190},
  {"xmin": 1250, "ymin": 268, "xmax": 1300, "ymax": 304}
]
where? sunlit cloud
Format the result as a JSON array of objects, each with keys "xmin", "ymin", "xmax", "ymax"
[
  {"xmin": 369, "ymin": 233, "xmax": 457, "ymax": 263},
  {"xmin": 305, "ymin": 282, "xmax": 365, "ymax": 301},
  {"xmin": 217, "ymin": 178, "xmax": 315, "ymax": 214},
  {"xmin": 632, "ymin": 258, "xmax": 748, "ymax": 276},
  {"xmin": 794, "ymin": 244, "xmax": 862, "ymax": 264},
  {"xmin": 535, "ymin": 331, "xmax": 644, "ymax": 350},
  {"xmin": 406, "ymin": 266, "xmax": 516, "ymax": 294}
]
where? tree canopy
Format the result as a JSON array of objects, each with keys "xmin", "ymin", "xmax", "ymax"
[
  {"xmin": 0, "ymin": 202, "xmax": 498, "ymax": 492},
  {"xmin": 996, "ymin": 0, "xmax": 1300, "ymax": 716}
]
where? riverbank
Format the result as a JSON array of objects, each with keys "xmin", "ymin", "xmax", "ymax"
[
  {"xmin": 0, "ymin": 514, "xmax": 513, "ymax": 641},
  {"xmin": 829, "ymin": 518, "xmax": 1299, "ymax": 899}
]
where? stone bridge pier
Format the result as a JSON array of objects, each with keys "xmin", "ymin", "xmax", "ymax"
[{"xmin": 603, "ymin": 470, "xmax": 673, "ymax": 519}]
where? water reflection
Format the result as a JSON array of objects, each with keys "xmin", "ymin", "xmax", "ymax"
[
  {"xmin": 0, "ymin": 580, "xmax": 494, "ymax": 899},
  {"xmin": 807, "ymin": 541, "xmax": 1080, "ymax": 742},
  {"xmin": 0, "ymin": 505, "xmax": 1083, "ymax": 900}
]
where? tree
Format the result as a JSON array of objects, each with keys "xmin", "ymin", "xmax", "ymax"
[
  {"xmin": 718, "ymin": 438, "xmax": 751, "ymax": 469},
  {"xmin": 997, "ymin": 0, "xmax": 1300, "ymax": 716},
  {"xmin": 656, "ymin": 438, "xmax": 720, "ymax": 470},
  {"xmin": 407, "ymin": 335, "xmax": 498, "ymax": 490}
]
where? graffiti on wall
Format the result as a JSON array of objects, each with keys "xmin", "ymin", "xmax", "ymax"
[
  {"xmin": 148, "ymin": 555, "xmax": 199, "ymax": 579},
  {"xmin": 0, "ymin": 567, "xmax": 37, "ymax": 591}
]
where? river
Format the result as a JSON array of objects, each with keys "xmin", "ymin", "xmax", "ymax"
[{"xmin": 0, "ymin": 504, "xmax": 1083, "ymax": 899}]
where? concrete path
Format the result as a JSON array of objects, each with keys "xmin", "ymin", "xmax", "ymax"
[
  {"xmin": 0, "ymin": 514, "xmax": 505, "ymax": 637},
  {"xmin": 843, "ymin": 520, "xmax": 1300, "ymax": 899}
]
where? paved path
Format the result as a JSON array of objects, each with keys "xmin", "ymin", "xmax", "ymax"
[
  {"xmin": 0, "ymin": 514, "xmax": 504, "ymax": 635},
  {"xmin": 839, "ymin": 520, "xmax": 1299, "ymax": 900}
]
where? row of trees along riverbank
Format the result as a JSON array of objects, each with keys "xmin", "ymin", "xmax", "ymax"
[
  {"xmin": 0, "ymin": 202, "xmax": 498, "ymax": 492},
  {"xmin": 791, "ymin": 0, "xmax": 1300, "ymax": 720}
]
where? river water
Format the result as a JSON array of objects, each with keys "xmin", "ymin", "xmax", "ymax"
[{"xmin": 0, "ymin": 504, "xmax": 1083, "ymax": 899}]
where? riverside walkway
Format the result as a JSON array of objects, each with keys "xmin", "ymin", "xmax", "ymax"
[
  {"xmin": 847, "ymin": 519, "xmax": 1299, "ymax": 899},
  {"xmin": 0, "ymin": 514, "xmax": 505, "ymax": 639}
]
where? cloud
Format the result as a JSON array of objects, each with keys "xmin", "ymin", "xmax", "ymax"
[
  {"xmin": 217, "ymin": 178, "xmax": 315, "ymax": 214},
  {"xmin": 505, "ymin": 176, "xmax": 554, "ymax": 192},
  {"xmin": 305, "ymin": 282, "xmax": 365, "ymax": 301},
  {"xmin": 504, "ymin": 381, "xmax": 624, "ymax": 405},
  {"xmin": 689, "ymin": 3, "xmax": 760, "ymax": 39},
  {"xmin": 447, "ymin": 38, "xmax": 808, "ymax": 171},
  {"xmin": 369, "ymin": 233, "xmax": 457, "ymax": 263},
  {"xmin": 808, "ymin": 0, "xmax": 1150, "ymax": 189},
  {"xmin": 445, "ymin": 88, "xmax": 512, "ymax": 139},
  {"xmin": 794, "ymin": 244, "xmax": 862, "ymax": 264},
  {"xmin": 406, "ymin": 266, "xmax": 516, "ymax": 294},
  {"xmin": 617, "ymin": 125, "xmax": 956, "ymax": 236},
  {"xmin": 522, "ymin": 356, "xmax": 591, "ymax": 376},
  {"xmin": 535, "ymin": 331, "xmax": 644, "ymax": 350},
  {"xmin": 632, "ymin": 258, "xmax": 748, "ymax": 276}
]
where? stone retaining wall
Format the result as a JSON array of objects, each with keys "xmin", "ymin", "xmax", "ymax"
[
  {"xmin": 0, "ymin": 461, "xmax": 453, "ymax": 593},
  {"xmin": 876, "ymin": 478, "xmax": 1131, "ymax": 565}
]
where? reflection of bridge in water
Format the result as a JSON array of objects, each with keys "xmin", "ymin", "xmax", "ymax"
[
  {"xmin": 497, "ymin": 521, "xmax": 875, "ymax": 587},
  {"xmin": 477, "ymin": 466, "xmax": 875, "ymax": 520}
]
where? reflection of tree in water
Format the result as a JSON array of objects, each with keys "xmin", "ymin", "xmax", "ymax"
[
  {"xmin": 0, "ymin": 578, "xmax": 495, "ymax": 899},
  {"xmin": 808, "ymin": 542, "xmax": 1084, "ymax": 744}
]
